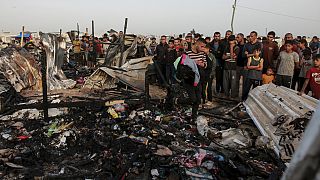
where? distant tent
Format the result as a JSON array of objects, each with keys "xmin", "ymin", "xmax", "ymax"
[
  {"xmin": 15, "ymin": 32, "xmax": 32, "ymax": 44},
  {"xmin": 16, "ymin": 32, "xmax": 32, "ymax": 38}
]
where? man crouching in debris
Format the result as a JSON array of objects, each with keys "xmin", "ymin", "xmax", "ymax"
[{"xmin": 172, "ymin": 49, "xmax": 201, "ymax": 120}]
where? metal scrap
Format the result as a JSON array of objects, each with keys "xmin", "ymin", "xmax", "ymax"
[{"xmin": 244, "ymin": 83, "xmax": 319, "ymax": 161}]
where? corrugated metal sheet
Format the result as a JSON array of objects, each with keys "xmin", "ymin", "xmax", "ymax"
[
  {"xmin": 281, "ymin": 104, "xmax": 320, "ymax": 180},
  {"xmin": 0, "ymin": 48, "xmax": 42, "ymax": 92},
  {"xmin": 243, "ymin": 83, "xmax": 319, "ymax": 161},
  {"xmin": 84, "ymin": 56, "xmax": 153, "ymax": 91}
]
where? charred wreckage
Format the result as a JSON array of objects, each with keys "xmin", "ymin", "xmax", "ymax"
[{"xmin": 0, "ymin": 29, "xmax": 319, "ymax": 180}]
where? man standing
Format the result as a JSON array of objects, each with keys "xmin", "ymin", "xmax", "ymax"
[
  {"xmin": 222, "ymin": 35, "xmax": 240, "ymax": 99},
  {"xmin": 216, "ymin": 30, "xmax": 232, "ymax": 94},
  {"xmin": 185, "ymin": 35, "xmax": 193, "ymax": 51},
  {"xmin": 236, "ymin": 33, "xmax": 246, "ymax": 97},
  {"xmin": 280, "ymin": 33, "xmax": 299, "ymax": 53},
  {"xmin": 242, "ymin": 31, "xmax": 262, "ymax": 100},
  {"xmin": 183, "ymin": 38, "xmax": 207, "ymax": 118},
  {"xmin": 209, "ymin": 32, "xmax": 222, "ymax": 94},
  {"xmin": 174, "ymin": 38, "xmax": 182, "ymax": 52},
  {"xmin": 263, "ymin": 31, "xmax": 279, "ymax": 73},
  {"xmin": 309, "ymin": 36, "xmax": 319, "ymax": 56},
  {"xmin": 149, "ymin": 37, "xmax": 157, "ymax": 55},
  {"xmin": 72, "ymin": 36, "xmax": 81, "ymax": 64},
  {"xmin": 155, "ymin": 35, "xmax": 169, "ymax": 86}
]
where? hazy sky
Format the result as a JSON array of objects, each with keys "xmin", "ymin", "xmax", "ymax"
[{"xmin": 1, "ymin": 0, "xmax": 319, "ymax": 37}]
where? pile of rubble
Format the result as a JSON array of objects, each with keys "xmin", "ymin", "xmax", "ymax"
[{"xmin": 0, "ymin": 91, "xmax": 286, "ymax": 179}]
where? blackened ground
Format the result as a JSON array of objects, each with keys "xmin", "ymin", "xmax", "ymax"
[{"xmin": 0, "ymin": 97, "xmax": 285, "ymax": 179}]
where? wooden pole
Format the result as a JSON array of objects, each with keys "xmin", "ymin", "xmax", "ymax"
[
  {"xmin": 20, "ymin": 26, "xmax": 24, "ymax": 47},
  {"xmin": 77, "ymin": 23, "xmax": 80, "ymax": 37},
  {"xmin": 91, "ymin": 20, "xmax": 94, "ymax": 38},
  {"xmin": 41, "ymin": 49, "xmax": 49, "ymax": 121},
  {"xmin": 119, "ymin": 18, "xmax": 128, "ymax": 67}
]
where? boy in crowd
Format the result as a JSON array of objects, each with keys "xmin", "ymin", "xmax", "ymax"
[
  {"xmin": 281, "ymin": 33, "xmax": 300, "ymax": 90},
  {"xmin": 88, "ymin": 40, "xmax": 97, "ymax": 68},
  {"xmin": 166, "ymin": 40, "xmax": 177, "ymax": 84},
  {"xmin": 276, "ymin": 40, "xmax": 299, "ymax": 88},
  {"xmin": 299, "ymin": 54, "xmax": 320, "ymax": 100},
  {"xmin": 242, "ymin": 31, "xmax": 262, "ymax": 97},
  {"xmin": 203, "ymin": 45, "xmax": 216, "ymax": 105},
  {"xmin": 262, "ymin": 68, "xmax": 275, "ymax": 85},
  {"xmin": 205, "ymin": 37, "xmax": 211, "ymax": 44},
  {"xmin": 242, "ymin": 48, "xmax": 264, "ymax": 100},
  {"xmin": 222, "ymin": 35, "xmax": 239, "ymax": 99},
  {"xmin": 298, "ymin": 48, "xmax": 313, "ymax": 93}
]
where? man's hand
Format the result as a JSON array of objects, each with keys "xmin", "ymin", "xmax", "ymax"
[{"xmin": 297, "ymin": 91, "xmax": 305, "ymax": 96}]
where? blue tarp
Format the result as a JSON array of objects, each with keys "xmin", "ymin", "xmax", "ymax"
[{"xmin": 16, "ymin": 32, "xmax": 31, "ymax": 38}]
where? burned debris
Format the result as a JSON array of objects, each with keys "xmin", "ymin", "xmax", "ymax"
[{"xmin": 0, "ymin": 25, "xmax": 319, "ymax": 179}]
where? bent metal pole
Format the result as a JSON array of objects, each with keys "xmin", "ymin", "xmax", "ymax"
[
  {"xmin": 231, "ymin": 0, "xmax": 237, "ymax": 33},
  {"xmin": 119, "ymin": 18, "xmax": 128, "ymax": 67}
]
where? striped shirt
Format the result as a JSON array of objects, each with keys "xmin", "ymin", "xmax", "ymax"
[{"xmin": 185, "ymin": 50, "xmax": 207, "ymax": 68}]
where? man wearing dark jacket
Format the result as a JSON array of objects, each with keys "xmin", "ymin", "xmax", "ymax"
[
  {"xmin": 166, "ymin": 40, "xmax": 177, "ymax": 84},
  {"xmin": 215, "ymin": 30, "xmax": 232, "ymax": 94},
  {"xmin": 263, "ymin": 31, "xmax": 279, "ymax": 73},
  {"xmin": 155, "ymin": 35, "xmax": 169, "ymax": 86}
]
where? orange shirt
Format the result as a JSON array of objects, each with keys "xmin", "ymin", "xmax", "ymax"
[{"xmin": 262, "ymin": 74, "xmax": 275, "ymax": 84}]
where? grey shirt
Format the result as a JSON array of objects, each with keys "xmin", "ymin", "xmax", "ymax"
[
  {"xmin": 277, "ymin": 51, "xmax": 299, "ymax": 76},
  {"xmin": 299, "ymin": 58, "xmax": 314, "ymax": 78}
]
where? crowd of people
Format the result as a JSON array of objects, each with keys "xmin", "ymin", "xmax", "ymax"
[
  {"xmin": 71, "ymin": 30, "xmax": 124, "ymax": 68},
  {"xmin": 149, "ymin": 31, "xmax": 320, "ymax": 119},
  {"xmin": 71, "ymin": 30, "xmax": 320, "ymax": 119}
]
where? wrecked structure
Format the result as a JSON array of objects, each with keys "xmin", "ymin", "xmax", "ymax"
[
  {"xmin": 0, "ymin": 47, "xmax": 41, "ymax": 92},
  {"xmin": 0, "ymin": 32, "xmax": 75, "ymax": 93}
]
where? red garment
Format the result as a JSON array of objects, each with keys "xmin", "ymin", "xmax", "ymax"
[
  {"xmin": 96, "ymin": 43, "xmax": 102, "ymax": 54},
  {"xmin": 175, "ymin": 46, "xmax": 183, "ymax": 52},
  {"xmin": 306, "ymin": 67, "xmax": 320, "ymax": 99}
]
